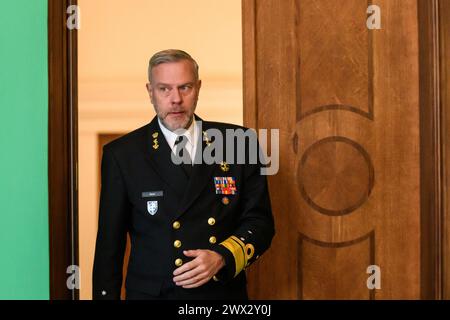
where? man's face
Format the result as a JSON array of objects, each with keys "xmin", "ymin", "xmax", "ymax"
[{"xmin": 146, "ymin": 60, "xmax": 201, "ymax": 131}]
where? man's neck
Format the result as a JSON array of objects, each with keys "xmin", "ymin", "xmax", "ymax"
[{"xmin": 158, "ymin": 116, "xmax": 194, "ymax": 134}]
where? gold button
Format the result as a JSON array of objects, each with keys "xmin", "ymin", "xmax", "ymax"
[
  {"xmin": 208, "ymin": 218, "xmax": 216, "ymax": 226},
  {"xmin": 209, "ymin": 236, "xmax": 217, "ymax": 244},
  {"xmin": 173, "ymin": 221, "xmax": 181, "ymax": 229},
  {"xmin": 174, "ymin": 240, "xmax": 182, "ymax": 248},
  {"xmin": 175, "ymin": 258, "xmax": 183, "ymax": 267}
]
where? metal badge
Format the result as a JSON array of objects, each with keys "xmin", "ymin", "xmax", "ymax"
[
  {"xmin": 147, "ymin": 200, "xmax": 158, "ymax": 215},
  {"xmin": 220, "ymin": 161, "xmax": 230, "ymax": 172},
  {"xmin": 152, "ymin": 132, "xmax": 159, "ymax": 150}
]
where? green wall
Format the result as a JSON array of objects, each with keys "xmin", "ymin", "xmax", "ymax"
[{"xmin": 0, "ymin": 0, "xmax": 49, "ymax": 299}]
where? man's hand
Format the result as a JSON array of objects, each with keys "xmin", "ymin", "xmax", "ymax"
[{"xmin": 173, "ymin": 249, "xmax": 225, "ymax": 289}]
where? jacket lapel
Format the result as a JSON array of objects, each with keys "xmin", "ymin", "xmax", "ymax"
[
  {"xmin": 144, "ymin": 116, "xmax": 189, "ymax": 199},
  {"xmin": 175, "ymin": 122, "xmax": 215, "ymax": 219}
]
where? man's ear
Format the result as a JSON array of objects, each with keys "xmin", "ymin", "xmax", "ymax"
[
  {"xmin": 195, "ymin": 80, "xmax": 202, "ymax": 104},
  {"xmin": 146, "ymin": 83, "xmax": 154, "ymax": 103}
]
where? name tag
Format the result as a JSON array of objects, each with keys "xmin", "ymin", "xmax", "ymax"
[{"xmin": 142, "ymin": 191, "xmax": 163, "ymax": 198}]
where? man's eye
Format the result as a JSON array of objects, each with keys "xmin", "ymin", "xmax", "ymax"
[
  {"xmin": 180, "ymin": 86, "xmax": 191, "ymax": 91},
  {"xmin": 159, "ymin": 87, "xmax": 169, "ymax": 92}
]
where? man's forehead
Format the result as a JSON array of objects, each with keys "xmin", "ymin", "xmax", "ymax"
[{"xmin": 152, "ymin": 60, "xmax": 196, "ymax": 81}]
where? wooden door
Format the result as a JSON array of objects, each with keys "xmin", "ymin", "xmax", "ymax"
[{"xmin": 243, "ymin": 0, "xmax": 441, "ymax": 299}]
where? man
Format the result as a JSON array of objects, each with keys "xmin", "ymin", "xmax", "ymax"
[{"xmin": 93, "ymin": 49, "xmax": 274, "ymax": 300}]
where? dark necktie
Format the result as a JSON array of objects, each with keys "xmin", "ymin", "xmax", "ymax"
[{"xmin": 174, "ymin": 135, "xmax": 192, "ymax": 177}]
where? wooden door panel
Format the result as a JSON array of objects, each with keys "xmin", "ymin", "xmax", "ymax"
[
  {"xmin": 244, "ymin": 0, "xmax": 420, "ymax": 299},
  {"xmin": 298, "ymin": 0, "xmax": 373, "ymax": 119},
  {"xmin": 299, "ymin": 232, "xmax": 375, "ymax": 300}
]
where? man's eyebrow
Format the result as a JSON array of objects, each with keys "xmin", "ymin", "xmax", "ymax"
[
  {"xmin": 178, "ymin": 82, "xmax": 195, "ymax": 87},
  {"xmin": 154, "ymin": 82, "xmax": 195, "ymax": 87}
]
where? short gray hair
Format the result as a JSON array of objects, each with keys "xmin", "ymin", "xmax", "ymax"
[{"xmin": 148, "ymin": 49, "xmax": 199, "ymax": 83}]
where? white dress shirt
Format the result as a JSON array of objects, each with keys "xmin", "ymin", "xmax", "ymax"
[{"xmin": 158, "ymin": 117, "xmax": 200, "ymax": 164}]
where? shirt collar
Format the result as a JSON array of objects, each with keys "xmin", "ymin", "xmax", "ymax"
[{"xmin": 158, "ymin": 116, "xmax": 196, "ymax": 148}]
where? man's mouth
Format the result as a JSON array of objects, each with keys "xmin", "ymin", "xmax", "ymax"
[{"xmin": 168, "ymin": 111, "xmax": 185, "ymax": 116}]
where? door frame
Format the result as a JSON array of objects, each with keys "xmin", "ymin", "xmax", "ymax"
[
  {"xmin": 48, "ymin": 0, "xmax": 448, "ymax": 299},
  {"xmin": 48, "ymin": 0, "xmax": 78, "ymax": 300},
  {"xmin": 417, "ymin": 0, "xmax": 447, "ymax": 300}
]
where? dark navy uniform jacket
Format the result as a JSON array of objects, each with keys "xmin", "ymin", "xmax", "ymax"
[{"xmin": 92, "ymin": 115, "xmax": 275, "ymax": 300}]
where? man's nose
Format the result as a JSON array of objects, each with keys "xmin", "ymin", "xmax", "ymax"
[{"xmin": 170, "ymin": 88, "xmax": 182, "ymax": 104}]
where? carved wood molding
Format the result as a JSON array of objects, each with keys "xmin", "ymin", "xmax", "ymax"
[
  {"xmin": 48, "ymin": 0, "xmax": 78, "ymax": 300},
  {"xmin": 418, "ymin": 0, "xmax": 447, "ymax": 300}
]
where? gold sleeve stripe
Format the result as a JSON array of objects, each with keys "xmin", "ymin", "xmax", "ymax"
[
  {"xmin": 230, "ymin": 236, "xmax": 246, "ymax": 250},
  {"xmin": 220, "ymin": 236, "xmax": 257, "ymax": 277},
  {"xmin": 230, "ymin": 237, "xmax": 247, "ymax": 270},
  {"xmin": 220, "ymin": 237, "xmax": 246, "ymax": 277}
]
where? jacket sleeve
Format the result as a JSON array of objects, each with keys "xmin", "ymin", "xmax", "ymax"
[
  {"xmin": 92, "ymin": 146, "xmax": 130, "ymax": 300},
  {"xmin": 212, "ymin": 138, "xmax": 275, "ymax": 282}
]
